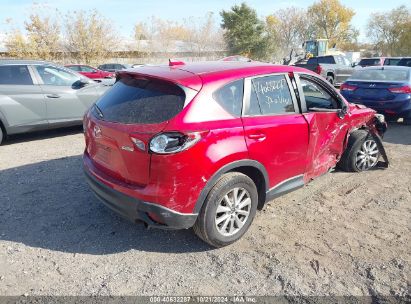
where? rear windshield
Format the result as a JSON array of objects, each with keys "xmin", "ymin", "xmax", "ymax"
[
  {"xmin": 0, "ymin": 65, "xmax": 33, "ymax": 85},
  {"xmin": 350, "ymin": 69, "xmax": 409, "ymax": 82},
  {"xmin": 307, "ymin": 58, "xmax": 318, "ymax": 64},
  {"xmin": 358, "ymin": 59, "xmax": 380, "ymax": 66},
  {"xmin": 94, "ymin": 76, "xmax": 186, "ymax": 124}
]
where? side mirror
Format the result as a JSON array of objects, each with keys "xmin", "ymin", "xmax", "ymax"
[
  {"xmin": 92, "ymin": 70, "xmax": 97, "ymax": 73},
  {"xmin": 73, "ymin": 78, "xmax": 90, "ymax": 88},
  {"xmin": 351, "ymin": 62, "xmax": 357, "ymax": 68},
  {"xmin": 338, "ymin": 106, "xmax": 348, "ymax": 119}
]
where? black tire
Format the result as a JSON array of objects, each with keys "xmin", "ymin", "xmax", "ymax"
[
  {"xmin": 326, "ymin": 75, "xmax": 334, "ymax": 85},
  {"xmin": 0, "ymin": 127, "xmax": 3, "ymax": 145},
  {"xmin": 193, "ymin": 172, "xmax": 258, "ymax": 248},
  {"xmin": 338, "ymin": 130, "xmax": 379, "ymax": 172}
]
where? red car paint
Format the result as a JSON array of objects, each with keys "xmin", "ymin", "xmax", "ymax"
[
  {"xmin": 65, "ymin": 64, "xmax": 115, "ymax": 79},
  {"xmin": 83, "ymin": 61, "xmax": 384, "ymax": 228}
]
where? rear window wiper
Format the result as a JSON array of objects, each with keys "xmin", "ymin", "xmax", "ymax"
[{"xmin": 94, "ymin": 104, "xmax": 104, "ymax": 119}]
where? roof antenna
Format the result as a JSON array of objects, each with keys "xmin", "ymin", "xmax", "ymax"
[{"xmin": 169, "ymin": 59, "xmax": 185, "ymax": 67}]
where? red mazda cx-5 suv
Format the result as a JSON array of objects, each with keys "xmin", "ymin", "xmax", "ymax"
[{"xmin": 83, "ymin": 60, "xmax": 388, "ymax": 247}]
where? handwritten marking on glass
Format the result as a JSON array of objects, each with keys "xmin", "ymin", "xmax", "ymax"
[{"xmin": 254, "ymin": 78, "xmax": 292, "ymax": 107}]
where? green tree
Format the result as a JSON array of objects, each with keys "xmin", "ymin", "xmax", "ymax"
[
  {"xmin": 220, "ymin": 3, "xmax": 270, "ymax": 60},
  {"xmin": 266, "ymin": 7, "xmax": 314, "ymax": 60},
  {"xmin": 308, "ymin": 0, "xmax": 357, "ymax": 47}
]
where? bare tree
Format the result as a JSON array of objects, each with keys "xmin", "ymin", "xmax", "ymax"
[
  {"xmin": 367, "ymin": 6, "xmax": 411, "ymax": 56},
  {"xmin": 184, "ymin": 13, "xmax": 225, "ymax": 56},
  {"xmin": 398, "ymin": 21, "xmax": 411, "ymax": 55},
  {"xmin": 133, "ymin": 17, "xmax": 189, "ymax": 56},
  {"xmin": 133, "ymin": 13, "xmax": 225, "ymax": 59},
  {"xmin": 25, "ymin": 12, "xmax": 61, "ymax": 60},
  {"xmin": 5, "ymin": 6, "xmax": 61, "ymax": 60},
  {"xmin": 64, "ymin": 9, "xmax": 119, "ymax": 64},
  {"xmin": 266, "ymin": 7, "xmax": 313, "ymax": 60},
  {"xmin": 4, "ymin": 29, "xmax": 28, "ymax": 59}
]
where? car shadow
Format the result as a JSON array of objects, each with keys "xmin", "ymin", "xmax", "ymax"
[
  {"xmin": 0, "ymin": 155, "xmax": 211, "ymax": 254},
  {"xmin": 2, "ymin": 126, "xmax": 84, "ymax": 146},
  {"xmin": 382, "ymin": 121, "xmax": 411, "ymax": 145}
]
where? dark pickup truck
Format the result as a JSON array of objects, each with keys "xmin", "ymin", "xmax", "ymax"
[{"xmin": 294, "ymin": 55, "xmax": 354, "ymax": 86}]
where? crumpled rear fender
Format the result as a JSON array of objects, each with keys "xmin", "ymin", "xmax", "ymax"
[{"xmin": 343, "ymin": 115, "xmax": 389, "ymax": 168}]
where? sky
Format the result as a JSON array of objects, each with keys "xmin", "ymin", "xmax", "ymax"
[{"xmin": 0, "ymin": 0, "xmax": 410, "ymax": 42}]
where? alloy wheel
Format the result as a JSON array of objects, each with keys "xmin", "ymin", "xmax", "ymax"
[
  {"xmin": 355, "ymin": 139, "xmax": 379, "ymax": 171},
  {"xmin": 215, "ymin": 187, "xmax": 251, "ymax": 237}
]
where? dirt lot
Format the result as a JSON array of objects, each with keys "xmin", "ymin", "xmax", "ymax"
[{"xmin": 0, "ymin": 123, "xmax": 410, "ymax": 299}]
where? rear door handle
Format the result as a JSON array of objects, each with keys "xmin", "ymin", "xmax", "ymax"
[
  {"xmin": 247, "ymin": 133, "xmax": 266, "ymax": 141},
  {"xmin": 46, "ymin": 94, "xmax": 61, "ymax": 98}
]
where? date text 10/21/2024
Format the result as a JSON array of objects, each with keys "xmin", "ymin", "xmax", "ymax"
[{"xmin": 149, "ymin": 296, "xmax": 257, "ymax": 303}]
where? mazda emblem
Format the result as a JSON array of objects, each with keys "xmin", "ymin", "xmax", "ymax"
[{"xmin": 93, "ymin": 125, "xmax": 102, "ymax": 138}]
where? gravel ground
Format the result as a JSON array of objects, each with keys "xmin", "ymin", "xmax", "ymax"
[{"xmin": 0, "ymin": 123, "xmax": 410, "ymax": 299}]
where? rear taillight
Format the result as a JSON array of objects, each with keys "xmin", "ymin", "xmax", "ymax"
[
  {"xmin": 149, "ymin": 132, "xmax": 202, "ymax": 154},
  {"xmin": 388, "ymin": 86, "xmax": 411, "ymax": 94},
  {"xmin": 340, "ymin": 83, "xmax": 358, "ymax": 91},
  {"xmin": 315, "ymin": 65, "xmax": 322, "ymax": 74}
]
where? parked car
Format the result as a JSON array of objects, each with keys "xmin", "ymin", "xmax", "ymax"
[
  {"xmin": 294, "ymin": 55, "xmax": 354, "ymax": 86},
  {"xmin": 83, "ymin": 60, "xmax": 387, "ymax": 247},
  {"xmin": 383, "ymin": 57, "xmax": 403, "ymax": 66},
  {"xmin": 65, "ymin": 64, "xmax": 115, "ymax": 80},
  {"xmin": 340, "ymin": 66, "xmax": 411, "ymax": 124},
  {"xmin": 0, "ymin": 60, "xmax": 111, "ymax": 145},
  {"xmin": 397, "ymin": 57, "xmax": 411, "ymax": 67},
  {"xmin": 98, "ymin": 63, "xmax": 132, "ymax": 72},
  {"xmin": 357, "ymin": 57, "xmax": 386, "ymax": 67}
]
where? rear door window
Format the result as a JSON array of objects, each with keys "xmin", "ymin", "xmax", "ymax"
[
  {"xmin": 359, "ymin": 58, "xmax": 381, "ymax": 66},
  {"xmin": 318, "ymin": 56, "xmax": 335, "ymax": 64},
  {"xmin": 95, "ymin": 76, "xmax": 187, "ymax": 124},
  {"xmin": 81, "ymin": 66, "xmax": 96, "ymax": 72},
  {"xmin": 247, "ymin": 74, "xmax": 295, "ymax": 115},
  {"xmin": 384, "ymin": 58, "xmax": 401, "ymax": 66},
  {"xmin": 212, "ymin": 79, "xmax": 243, "ymax": 117},
  {"xmin": 398, "ymin": 58, "xmax": 411, "ymax": 67},
  {"xmin": 0, "ymin": 65, "xmax": 33, "ymax": 85},
  {"xmin": 68, "ymin": 65, "xmax": 81, "ymax": 71}
]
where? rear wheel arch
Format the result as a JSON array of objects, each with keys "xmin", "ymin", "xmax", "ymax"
[
  {"xmin": 326, "ymin": 72, "xmax": 335, "ymax": 84},
  {"xmin": 338, "ymin": 128, "xmax": 379, "ymax": 172},
  {"xmin": 193, "ymin": 160, "xmax": 269, "ymax": 213},
  {"xmin": 0, "ymin": 119, "xmax": 6, "ymax": 144}
]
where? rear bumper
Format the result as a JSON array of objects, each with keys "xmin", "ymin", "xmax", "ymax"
[
  {"xmin": 84, "ymin": 167, "xmax": 198, "ymax": 230},
  {"xmin": 343, "ymin": 95, "xmax": 411, "ymax": 118}
]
